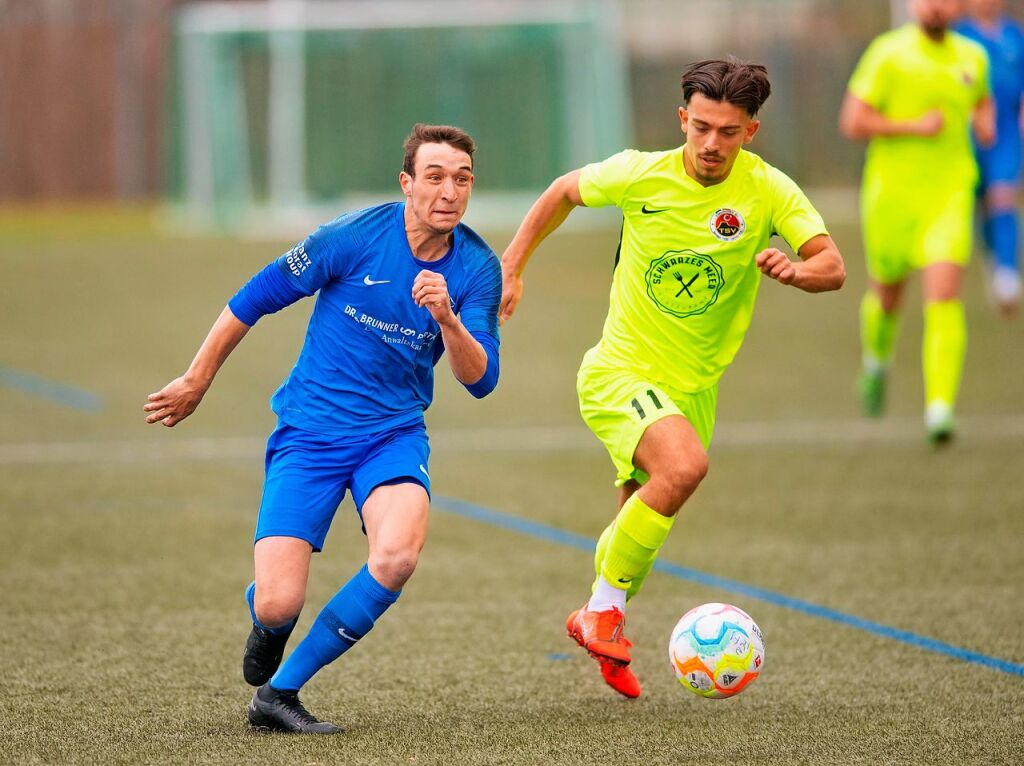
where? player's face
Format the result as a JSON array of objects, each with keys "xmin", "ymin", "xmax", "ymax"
[
  {"xmin": 910, "ymin": 0, "xmax": 959, "ymax": 35},
  {"xmin": 399, "ymin": 142, "xmax": 474, "ymax": 236},
  {"xmin": 678, "ymin": 94, "xmax": 760, "ymax": 187}
]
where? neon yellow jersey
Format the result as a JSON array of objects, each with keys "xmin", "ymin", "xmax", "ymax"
[
  {"xmin": 578, "ymin": 146, "xmax": 827, "ymax": 392},
  {"xmin": 848, "ymin": 24, "xmax": 989, "ymax": 193}
]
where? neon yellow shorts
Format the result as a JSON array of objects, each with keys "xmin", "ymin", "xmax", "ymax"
[
  {"xmin": 576, "ymin": 349, "xmax": 717, "ymax": 487},
  {"xmin": 861, "ymin": 178, "xmax": 973, "ymax": 284}
]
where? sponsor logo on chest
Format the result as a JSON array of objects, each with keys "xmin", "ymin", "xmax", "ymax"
[{"xmin": 645, "ymin": 249, "xmax": 725, "ymax": 318}]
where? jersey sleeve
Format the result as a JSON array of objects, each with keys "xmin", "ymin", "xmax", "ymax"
[
  {"xmin": 455, "ymin": 255, "xmax": 501, "ymax": 398},
  {"xmin": 767, "ymin": 166, "xmax": 828, "ymax": 253},
  {"xmin": 847, "ymin": 36, "xmax": 890, "ymax": 111},
  {"xmin": 578, "ymin": 150, "xmax": 643, "ymax": 208},
  {"xmin": 274, "ymin": 219, "xmax": 364, "ymax": 295},
  {"xmin": 458, "ymin": 255, "xmax": 501, "ymax": 340}
]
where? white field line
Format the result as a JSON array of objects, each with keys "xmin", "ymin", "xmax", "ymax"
[{"xmin": 1, "ymin": 415, "xmax": 1023, "ymax": 465}]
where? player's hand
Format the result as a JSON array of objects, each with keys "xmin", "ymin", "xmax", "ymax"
[
  {"xmin": 499, "ymin": 266, "xmax": 523, "ymax": 324},
  {"xmin": 755, "ymin": 248, "xmax": 798, "ymax": 286},
  {"xmin": 143, "ymin": 375, "xmax": 208, "ymax": 427},
  {"xmin": 412, "ymin": 269, "xmax": 455, "ymax": 324},
  {"xmin": 912, "ymin": 109, "xmax": 943, "ymax": 137}
]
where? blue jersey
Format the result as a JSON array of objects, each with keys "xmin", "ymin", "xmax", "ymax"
[
  {"xmin": 955, "ymin": 16, "xmax": 1024, "ymax": 140},
  {"xmin": 229, "ymin": 202, "xmax": 501, "ymax": 437}
]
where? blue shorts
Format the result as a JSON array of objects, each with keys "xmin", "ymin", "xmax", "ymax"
[
  {"xmin": 977, "ymin": 133, "xmax": 1022, "ymax": 187},
  {"xmin": 255, "ymin": 420, "xmax": 431, "ymax": 552}
]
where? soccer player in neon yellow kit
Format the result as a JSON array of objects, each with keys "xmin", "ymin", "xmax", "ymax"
[
  {"xmin": 500, "ymin": 58, "xmax": 845, "ymax": 698},
  {"xmin": 840, "ymin": 0, "xmax": 994, "ymax": 442}
]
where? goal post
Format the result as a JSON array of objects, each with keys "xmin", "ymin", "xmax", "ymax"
[{"xmin": 168, "ymin": 0, "xmax": 632, "ymax": 234}]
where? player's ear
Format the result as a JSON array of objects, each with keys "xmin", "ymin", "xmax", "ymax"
[
  {"xmin": 678, "ymin": 106, "xmax": 689, "ymax": 135},
  {"xmin": 399, "ymin": 171, "xmax": 414, "ymax": 197},
  {"xmin": 744, "ymin": 119, "xmax": 760, "ymax": 144}
]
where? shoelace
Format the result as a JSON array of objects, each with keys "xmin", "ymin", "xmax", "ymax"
[{"xmin": 275, "ymin": 694, "xmax": 319, "ymax": 726}]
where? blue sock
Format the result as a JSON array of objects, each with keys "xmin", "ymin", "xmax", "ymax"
[
  {"xmin": 270, "ymin": 564, "xmax": 401, "ymax": 691},
  {"xmin": 245, "ymin": 581, "xmax": 296, "ymax": 636},
  {"xmin": 988, "ymin": 210, "xmax": 1020, "ymax": 272}
]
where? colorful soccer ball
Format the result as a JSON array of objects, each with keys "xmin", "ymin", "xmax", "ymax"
[{"xmin": 668, "ymin": 602, "xmax": 765, "ymax": 698}]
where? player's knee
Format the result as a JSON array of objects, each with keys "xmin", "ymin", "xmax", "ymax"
[
  {"xmin": 369, "ymin": 545, "xmax": 420, "ymax": 589},
  {"xmin": 254, "ymin": 590, "xmax": 303, "ymax": 628},
  {"xmin": 987, "ymin": 185, "xmax": 1018, "ymax": 212},
  {"xmin": 663, "ymin": 453, "xmax": 709, "ymax": 496}
]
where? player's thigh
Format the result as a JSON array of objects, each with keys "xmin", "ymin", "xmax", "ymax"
[
  {"xmin": 350, "ymin": 424, "xmax": 431, "ymax": 532},
  {"xmin": 361, "ymin": 482, "xmax": 430, "ymax": 560},
  {"xmin": 577, "ymin": 361, "xmax": 716, "ymax": 486},
  {"xmin": 632, "ymin": 414, "xmax": 709, "ymax": 484},
  {"xmin": 256, "ymin": 423, "xmax": 358, "ymax": 553}
]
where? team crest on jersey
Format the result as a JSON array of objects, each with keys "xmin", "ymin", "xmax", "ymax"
[
  {"xmin": 710, "ymin": 208, "xmax": 746, "ymax": 241},
  {"xmin": 645, "ymin": 249, "xmax": 725, "ymax": 319}
]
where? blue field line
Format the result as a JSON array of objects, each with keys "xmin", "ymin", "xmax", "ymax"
[
  {"xmin": 0, "ymin": 365, "xmax": 103, "ymax": 412},
  {"xmin": 433, "ymin": 496, "xmax": 1024, "ymax": 678}
]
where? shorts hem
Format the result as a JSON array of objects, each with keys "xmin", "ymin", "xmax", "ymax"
[
  {"xmin": 254, "ymin": 528, "xmax": 324, "ymax": 553},
  {"xmin": 353, "ymin": 475, "xmax": 431, "ymax": 512}
]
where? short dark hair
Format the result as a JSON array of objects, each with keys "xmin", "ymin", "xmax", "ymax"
[
  {"xmin": 680, "ymin": 57, "xmax": 771, "ymax": 117},
  {"xmin": 402, "ymin": 123, "xmax": 476, "ymax": 176}
]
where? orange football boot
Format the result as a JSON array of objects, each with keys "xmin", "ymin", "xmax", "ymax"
[
  {"xmin": 600, "ymin": 657, "xmax": 642, "ymax": 699},
  {"xmin": 565, "ymin": 605, "xmax": 632, "ymax": 665}
]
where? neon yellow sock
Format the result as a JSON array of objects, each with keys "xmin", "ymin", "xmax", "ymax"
[
  {"xmin": 598, "ymin": 494, "xmax": 674, "ymax": 597},
  {"xmin": 860, "ymin": 291, "xmax": 900, "ymax": 371},
  {"xmin": 592, "ymin": 518, "xmax": 655, "ymax": 602},
  {"xmin": 923, "ymin": 299, "xmax": 966, "ymax": 409},
  {"xmin": 593, "ymin": 521, "xmax": 614, "ymax": 582}
]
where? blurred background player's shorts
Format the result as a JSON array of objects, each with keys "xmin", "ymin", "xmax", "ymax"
[{"xmin": 860, "ymin": 181, "xmax": 973, "ymax": 284}]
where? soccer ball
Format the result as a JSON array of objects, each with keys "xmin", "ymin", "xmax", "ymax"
[{"xmin": 668, "ymin": 602, "xmax": 765, "ymax": 698}]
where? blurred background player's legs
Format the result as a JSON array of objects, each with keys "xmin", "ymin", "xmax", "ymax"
[
  {"xmin": 859, "ymin": 281, "xmax": 905, "ymax": 417},
  {"xmin": 922, "ymin": 263, "xmax": 967, "ymax": 445},
  {"xmin": 981, "ymin": 181, "xmax": 1021, "ymax": 317}
]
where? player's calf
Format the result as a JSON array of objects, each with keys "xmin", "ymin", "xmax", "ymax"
[{"xmin": 243, "ymin": 622, "xmax": 296, "ymax": 687}]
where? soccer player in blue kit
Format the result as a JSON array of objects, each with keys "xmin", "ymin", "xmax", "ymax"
[
  {"xmin": 956, "ymin": 0, "xmax": 1024, "ymax": 316},
  {"xmin": 144, "ymin": 124, "xmax": 501, "ymax": 734}
]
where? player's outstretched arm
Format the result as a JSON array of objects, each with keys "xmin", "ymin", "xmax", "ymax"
[
  {"xmin": 499, "ymin": 169, "xmax": 585, "ymax": 322},
  {"xmin": 144, "ymin": 306, "xmax": 251, "ymax": 427},
  {"xmin": 755, "ymin": 234, "xmax": 845, "ymax": 293},
  {"xmin": 838, "ymin": 93, "xmax": 942, "ymax": 140}
]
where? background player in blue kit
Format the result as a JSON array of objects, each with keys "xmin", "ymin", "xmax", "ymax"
[
  {"xmin": 956, "ymin": 0, "xmax": 1024, "ymax": 316},
  {"xmin": 144, "ymin": 124, "xmax": 501, "ymax": 734}
]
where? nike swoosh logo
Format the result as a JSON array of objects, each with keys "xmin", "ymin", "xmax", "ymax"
[
  {"xmin": 337, "ymin": 627, "xmax": 360, "ymax": 643},
  {"xmin": 641, "ymin": 204, "xmax": 669, "ymax": 215},
  {"xmin": 617, "ymin": 577, "xmax": 633, "ymax": 584},
  {"xmin": 418, "ymin": 464, "xmax": 430, "ymax": 479},
  {"xmin": 363, "ymin": 275, "xmax": 391, "ymax": 286}
]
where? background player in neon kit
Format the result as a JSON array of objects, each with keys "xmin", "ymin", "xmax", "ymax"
[
  {"xmin": 955, "ymin": 0, "xmax": 1024, "ymax": 316},
  {"xmin": 500, "ymin": 59, "xmax": 845, "ymax": 699},
  {"xmin": 144, "ymin": 124, "xmax": 501, "ymax": 733},
  {"xmin": 840, "ymin": 0, "xmax": 994, "ymax": 442}
]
